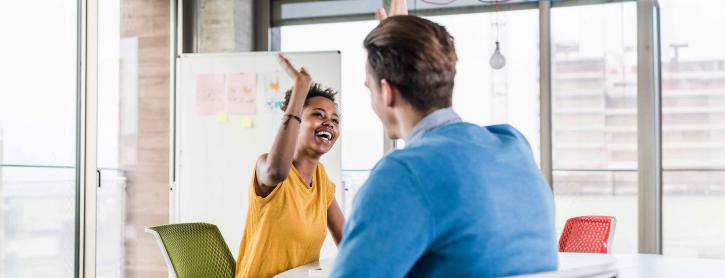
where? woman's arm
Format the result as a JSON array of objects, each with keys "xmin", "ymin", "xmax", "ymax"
[
  {"xmin": 327, "ymin": 197, "xmax": 345, "ymax": 246},
  {"xmin": 255, "ymin": 54, "xmax": 312, "ymax": 197}
]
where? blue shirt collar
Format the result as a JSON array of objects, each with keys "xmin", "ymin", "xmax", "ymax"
[{"xmin": 406, "ymin": 108, "xmax": 462, "ymax": 144}]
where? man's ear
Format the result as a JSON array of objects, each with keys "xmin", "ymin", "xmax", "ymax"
[{"xmin": 380, "ymin": 79, "xmax": 395, "ymax": 108}]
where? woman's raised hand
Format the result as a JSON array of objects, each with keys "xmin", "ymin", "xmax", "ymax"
[
  {"xmin": 375, "ymin": 0, "xmax": 409, "ymax": 21},
  {"xmin": 277, "ymin": 53, "xmax": 312, "ymax": 96}
]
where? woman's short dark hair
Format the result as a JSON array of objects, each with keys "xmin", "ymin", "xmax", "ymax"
[
  {"xmin": 280, "ymin": 83, "xmax": 337, "ymax": 112},
  {"xmin": 364, "ymin": 15, "xmax": 457, "ymax": 113}
]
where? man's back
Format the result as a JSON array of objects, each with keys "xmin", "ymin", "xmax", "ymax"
[{"xmin": 332, "ymin": 122, "xmax": 558, "ymax": 277}]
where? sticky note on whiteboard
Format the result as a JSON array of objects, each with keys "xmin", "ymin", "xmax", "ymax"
[
  {"xmin": 216, "ymin": 112, "xmax": 229, "ymax": 123},
  {"xmin": 241, "ymin": 116, "xmax": 253, "ymax": 128}
]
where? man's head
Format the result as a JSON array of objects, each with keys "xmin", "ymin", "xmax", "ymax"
[
  {"xmin": 281, "ymin": 83, "xmax": 340, "ymax": 157},
  {"xmin": 363, "ymin": 15, "xmax": 457, "ymax": 139}
]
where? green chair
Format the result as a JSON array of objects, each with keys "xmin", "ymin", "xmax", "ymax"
[{"xmin": 146, "ymin": 223, "xmax": 236, "ymax": 278}]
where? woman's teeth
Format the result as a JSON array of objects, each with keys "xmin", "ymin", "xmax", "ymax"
[{"xmin": 316, "ymin": 131, "xmax": 332, "ymax": 142}]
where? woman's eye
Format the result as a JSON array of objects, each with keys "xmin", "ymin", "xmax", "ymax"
[{"xmin": 332, "ymin": 119, "xmax": 340, "ymax": 124}]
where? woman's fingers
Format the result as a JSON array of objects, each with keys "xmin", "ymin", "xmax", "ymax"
[
  {"xmin": 278, "ymin": 54, "xmax": 312, "ymax": 88},
  {"xmin": 376, "ymin": 0, "xmax": 407, "ymax": 22},
  {"xmin": 277, "ymin": 53, "xmax": 300, "ymax": 80},
  {"xmin": 299, "ymin": 67, "xmax": 309, "ymax": 77},
  {"xmin": 298, "ymin": 67, "xmax": 312, "ymax": 86},
  {"xmin": 390, "ymin": 0, "xmax": 408, "ymax": 17},
  {"xmin": 375, "ymin": 7, "xmax": 388, "ymax": 21}
]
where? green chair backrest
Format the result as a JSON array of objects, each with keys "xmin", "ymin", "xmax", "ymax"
[{"xmin": 146, "ymin": 223, "xmax": 235, "ymax": 278}]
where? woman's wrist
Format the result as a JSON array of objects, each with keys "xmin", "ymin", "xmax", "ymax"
[
  {"xmin": 283, "ymin": 114, "xmax": 302, "ymax": 124},
  {"xmin": 285, "ymin": 97, "xmax": 304, "ymax": 116}
]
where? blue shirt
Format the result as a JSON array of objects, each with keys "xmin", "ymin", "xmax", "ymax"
[{"xmin": 331, "ymin": 108, "xmax": 558, "ymax": 277}]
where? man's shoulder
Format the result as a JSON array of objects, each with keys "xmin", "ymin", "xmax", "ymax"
[
  {"xmin": 419, "ymin": 122, "xmax": 522, "ymax": 140},
  {"xmin": 408, "ymin": 122, "xmax": 524, "ymax": 147},
  {"xmin": 438, "ymin": 122, "xmax": 522, "ymax": 139},
  {"xmin": 437, "ymin": 122, "xmax": 532, "ymax": 150},
  {"xmin": 380, "ymin": 122, "xmax": 531, "ymax": 167},
  {"xmin": 482, "ymin": 123, "xmax": 525, "ymax": 139}
]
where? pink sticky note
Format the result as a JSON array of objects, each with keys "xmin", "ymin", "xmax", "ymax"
[
  {"xmin": 227, "ymin": 72, "xmax": 257, "ymax": 115},
  {"xmin": 196, "ymin": 74, "xmax": 225, "ymax": 115}
]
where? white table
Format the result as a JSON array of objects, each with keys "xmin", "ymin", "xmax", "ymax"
[
  {"xmin": 275, "ymin": 252, "xmax": 725, "ymax": 278},
  {"xmin": 608, "ymin": 253, "xmax": 725, "ymax": 277},
  {"xmin": 274, "ymin": 259, "xmax": 332, "ymax": 278}
]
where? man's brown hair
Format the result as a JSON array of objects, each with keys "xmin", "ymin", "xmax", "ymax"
[{"xmin": 364, "ymin": 15, "xmax": 457, "ymax": 113}]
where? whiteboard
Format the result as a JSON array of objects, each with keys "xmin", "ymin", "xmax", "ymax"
[{"xmin": 173, "ymin": 51, "xmax": 342, "ymax": 260}]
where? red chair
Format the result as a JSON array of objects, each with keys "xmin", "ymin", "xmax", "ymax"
[{"xmin": 559, "ymin": 216, "xmax": 616, "ymax": 254}]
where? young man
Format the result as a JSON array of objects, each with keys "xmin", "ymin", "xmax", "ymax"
[{"xmin": 330, "ymin": 2, "xmax": 558, "ymax": 277}]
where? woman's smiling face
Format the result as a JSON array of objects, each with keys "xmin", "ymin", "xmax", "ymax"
[{"xmin": 296, "ymin": 96, "xmax": 340, "ymax": 156}]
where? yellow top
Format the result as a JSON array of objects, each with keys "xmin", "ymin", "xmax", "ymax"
[{"xmin": 235, "ymin": 163, "xmax": 335, "ymax": 278}]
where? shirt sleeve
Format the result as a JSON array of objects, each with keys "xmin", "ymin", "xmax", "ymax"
[
  {"xmin": 318, "ymin": 163, "xmax": 336, "ymax": 208},
  {"xmin": 326, "ymin": 180, "xmax": 336, "ymax": 208},
  {"xmin": 331, "ymin": 157, "xmax": 433, "ymax": 278}
]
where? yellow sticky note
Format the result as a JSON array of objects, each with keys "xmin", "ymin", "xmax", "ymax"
[
  {"xmin": 241, "ymin": 116, "xmax": 254, "ymax": 128},
  {"xmin": 216, "ymin": 112, "xmax": 229, "ymax": 123}
]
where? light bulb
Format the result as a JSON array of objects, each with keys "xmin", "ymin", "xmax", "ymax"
[{"xmin": 489, "ymin": 41, "xmax": 506, "ymax": 70}]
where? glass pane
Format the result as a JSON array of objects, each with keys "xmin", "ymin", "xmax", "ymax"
[
  {"xmin": 0, "ymin": 168, "xmax": 77, "ymax": 277},
  {"xmin": 97, "ymin": 0, "xmax": 170, "ymax": 276},
  {"xmin": 281, "ymin": 20, "xmax": 385, "ymax": 172},
  {"xmin": 282, "ymin": 21, "xmax": 383, "ymax": 211},
  {"xmin": 277, "ymin": 0, "xmax": 535, "ymax": 23},
  {"xmin": 97, "ymin": 1, "xmax": 126, "ymax": 276},
  {"xmin": 0, "ymin": 2, "xmax": 78, "ymax": 167},
  {"xmin": 427, "ymin": 9, "xmax": 540, "ymax": 164},
  {"xmin": 551, "ymin": 2, "xmax": 638, "ymax": 254},
  {"xmin": 96, "ymin": 169, "xmax": 126, "ymax": 278},
  {"xmin": 280, "ymin": 0, "xmax": 381, "ymax": 20},
  {"xmin": 341, "ymin": 170, "xmax": 371, "ymax": 216},
  {"xmin": 660, "ymin": 0, "xmax": 725, "ymax": 259},
  {"xmin": 0, "ymin": 1, "xmax": 79, "ymax": 276},
  {"xmin": 282, "ymin": 10, "xmax": 540, "ymax": 208}
]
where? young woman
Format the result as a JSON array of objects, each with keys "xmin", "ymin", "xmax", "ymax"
[{"xmin": 234, "ymin": 54, "xmax": 345, "ymax": 278}]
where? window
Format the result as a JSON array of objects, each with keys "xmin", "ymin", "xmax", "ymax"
[
  {"xmin": 96, "ymin": 0, "xmax": 172, "ymax": 276},
  {"xmin": 96, "ymin": 1, "xmax": 129, "ymax": 276},
  {"xmin": 282, "ymin": 9, "xmax": 541, "ymax": 211},
  {"xmin": 426, "ymin": 9, "xmax": 540, "ymax": 164},
  {"xmin": 660, "ymin": 0, "xmax": 725, "ymax": 259},
  {"xmin": 0, "ymin": 1, "xmax": 78, "ymax": 276},
  {"xmin": 281, "ymin": 20, "xmax": 384, "ymax": 212},
  {"xmin": 551, "ymin": 2, "xmax": 638, "ymax": 253}
]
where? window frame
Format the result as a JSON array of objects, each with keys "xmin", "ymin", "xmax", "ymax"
[{"xmin": 172, "ymin": 0, "xmax": 664, "ymax": 255}]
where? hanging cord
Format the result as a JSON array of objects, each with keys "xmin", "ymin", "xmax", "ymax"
[
  {"xmin": 495, "ymin": 1, "xmax": 500, "ymax": 42},
  {"xmin": 474, "ymin": 0, "xmax": 506, "ymax": 42}
]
